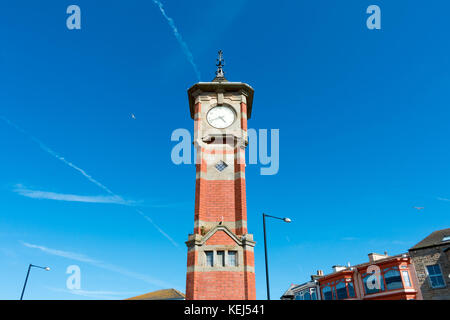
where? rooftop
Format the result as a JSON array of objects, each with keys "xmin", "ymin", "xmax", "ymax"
[
  {"xmin": 409, "ymin": 228, "xmax": 450, "ymax": 251},
  {"xmin": 317, "ymin": 252, "xmax": 409, "ymax": 281},
  {"xmin": 125, "ymin": 288, "xmax": 185, "ymax": 300}
]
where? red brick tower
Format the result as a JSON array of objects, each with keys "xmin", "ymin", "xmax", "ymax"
[{"xmin": 185, "ymin": 51, "xmax": 256, "ymax": 300}]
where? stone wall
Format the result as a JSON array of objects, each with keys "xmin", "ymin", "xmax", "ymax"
[{"xmin": 409, "ymin": 244, "xmax": 450, "ymax": 300}]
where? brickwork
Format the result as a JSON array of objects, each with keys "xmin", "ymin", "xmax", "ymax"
[
  {"xmin": 186, "ymin": 250, "xmax": 198, "ymax": 267},
  {"xmin": 186, "ymin": 82, "xmax": 256, "ymax": 300},
  {"xmin": 186, "ymin": 271, "xmax": 255, "ymax": 300},
  {"xmin": 205, "ymin": 230, "xmax": 236, "ymax": 246}
]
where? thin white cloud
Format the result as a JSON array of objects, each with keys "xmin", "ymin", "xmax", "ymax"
[
  {"xmin": 14, "ymin": 185, "xmax": 133, "ymax": 206},
  {"xmin": 437, "ymin": 197, "xmax": 450, "ymax": 202},
  {"xmin": 152, "ymin": 0, "xmax": 201, "ymax": 81},
  {"xmin": 22, "ymin": 242, "xmax": 98, "ymax": 264},
  {"xmin": 22, "ymin": 242, "xmax": 175, "ymax": 289},
  {"xmin": 0, "ymin": 116, "xmax": 116, "ymax": 197},
  {"xmin": 1, "ymin": 116, "xmax": 178, "ymax": 247},
  {"xmin": 14, "ymin": 186, "xmax": 178, "ymax": 247},
  {"xmin": 46, "ymin": 287, "xmax": 140, "ymax": 300}
]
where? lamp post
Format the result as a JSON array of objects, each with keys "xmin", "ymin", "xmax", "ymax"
[
  {"xmin": 262, "ymin": 213, "xmax": 291, "ymax": 300},
  {"xmin": 20, "ymin": 264, "xmax": 50, "ymax": 300}
]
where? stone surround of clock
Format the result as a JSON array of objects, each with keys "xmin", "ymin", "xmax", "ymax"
[{"xmin": 206, "ymin": 105, "xmax": 236, "ymax": 129}]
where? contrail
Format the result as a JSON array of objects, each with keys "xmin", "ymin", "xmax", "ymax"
[
  {"xmin": 13, "ymin": 184, "xmax": 131, "ymax": 205},
  {"xmin": 38, "ymin": 143, "xmax": 117, "ymax": 196},
  {"xmin": 1, "ymin": 116, "xmax": 178, "ymax": 247},
  {"xmin": 0, "ymin": 115, "xmax": 115, "ymax": 196},
  {"xmin": 152, "ymin": 0, "xmax": 201, "ymax": 81},
  {"xmin": 136, "ymin": 209, "xmax": 179, "ymax": 247}
]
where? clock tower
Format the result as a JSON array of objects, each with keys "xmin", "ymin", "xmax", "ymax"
[{"xmin": 185, "ymin": 51, "xmax": 256, "ymax": 300}]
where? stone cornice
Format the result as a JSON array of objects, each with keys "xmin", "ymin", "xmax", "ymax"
[
  {"xmin": 187, "ymin": 82, "xmax": 254, "ymax": 120},
  {"xmin": 185, "ymin": 224, "xmax": 256, "ymax": 248}
]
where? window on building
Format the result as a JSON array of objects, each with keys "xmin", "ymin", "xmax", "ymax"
[
  {"xmin": 205, "ymin": 251, "xmax": 214, "ymax": 267},
  {"xmin": 442, "ymin": 235, "xmax": 450, "ymax": 242},
  {"xmin": 228, "ymin": 251, "xmax": 237, "ymax": 266},
  {"xmin": 426, "ymin": 264, "xmax": 445, "ymax": 288},
  {"xmin": 322, "ymin": 286, "xmax": 333, "ymax": 300},
  {"xmin": 384, "ymin": 269, "xmax": 403, "ymax": 290},
  {"xmin": 311, "ymin": 288, "xmax": 317, "ymax": 300},
  {"xmin": 332, "ymin": 286, "xmax": 337, "ymax": 299},
  {"xmin": 347, "ymin": 281, "xmax": 356, "ymax": 297},
  {"xmin": 402, "ymin": 271, "xmax": 412, "ymax": 287},
  {"xmin": 303, "ymin": 291, "xmax": 311, "ymax": 300},
  {"xmin": 363, "ymin": 273, "xmax": 385, "ymax": 294},
  {"xmin": 217, "ymin": 251, "xmax": 225, "ymax": 267},
  {"xmin": 335, "ymin": 282, "xmax": 348, "ymax": 299},
  {"xmin": 295, "ymin": 289, "xmax": 314, "ymax": 301}
]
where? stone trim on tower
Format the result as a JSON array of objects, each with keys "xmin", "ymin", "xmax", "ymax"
[{"xmin": 185, "ymin": 52, "xmax": 256, "ymax": 300}]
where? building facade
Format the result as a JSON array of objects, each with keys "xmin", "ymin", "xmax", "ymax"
[
  {"xmin": 317, "ymin": 253, "xmax": 421, "ymax": 300},
  {"xmin": 185, "ymin": 52, "xmax": 256, "ymax": 300},
  {"xmin": 409, "ymin": 228, "xmax": 450, "ymax": 300},
  {"xmin": 283, "ymin": 252, "xmax": 422, "ymax": 300},
  {"xmin": 280, "ymin": 280, "xmax": 321, "ymax": 300}
]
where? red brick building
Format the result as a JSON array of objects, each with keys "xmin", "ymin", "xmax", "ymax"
[
  {"xmin": 185, "ymin": 53, "xmax": 256, "ymax": 300},
  {"xmin": 316, "ymin": 253, "xmax": 422, "ymax": 300}
]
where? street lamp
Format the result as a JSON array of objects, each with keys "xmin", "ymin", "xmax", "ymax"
[
  {"xmin": 20, "ymin": 264, "xmax": 51, "ymax": 300},
  {"xmin": 262, "ymin": 213, "xmax": 291, "ymax": 300}
]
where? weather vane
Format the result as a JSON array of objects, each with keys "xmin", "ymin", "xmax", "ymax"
[{"xmin": 215, "ymin": 50, "xmax": 225, "ymax": 78}]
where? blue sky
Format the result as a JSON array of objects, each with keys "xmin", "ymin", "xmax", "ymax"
[{"xmin": 1, "ymin": 0, "xmax": 449, "ymax": 300}]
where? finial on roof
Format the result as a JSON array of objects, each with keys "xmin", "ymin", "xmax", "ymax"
[{"xmin": 213, "ymin": 50, "xmax": 227, "ymax": 82}]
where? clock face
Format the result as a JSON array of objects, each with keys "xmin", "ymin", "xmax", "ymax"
[{"xmin": 206, "ymin": 106, "xmax": 236, "ymax": 129}]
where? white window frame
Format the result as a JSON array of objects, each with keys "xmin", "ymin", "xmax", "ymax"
[
  {"xmin": 227, "ymin": 250, "xmax": 238, "ymax": 267},
  {"xmin": 401, "ymin": 270, "xmax": 412, "ymax": 287},
  {"xmin": 216, "ymin": 250, "xmax": 225, "ymax": 267},
  {"xmin": 205, "ymin": 251, "xmax": 214, "ymax": 267},
  {"xmin": 426, "ymin": 264, "xmax": 446, "ymax": 289}
]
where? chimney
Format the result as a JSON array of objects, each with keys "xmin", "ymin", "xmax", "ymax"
[
  {"xmin": 368, "ymin": 252, "xmax": 389, "ymax": 262},
  {"xmin": 317, "ymin": 270, "xmax": 324, "ymax": 276},
  {"xmin": 332, "ymin": 265, "xmax": 347, "ymax": 273}
]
